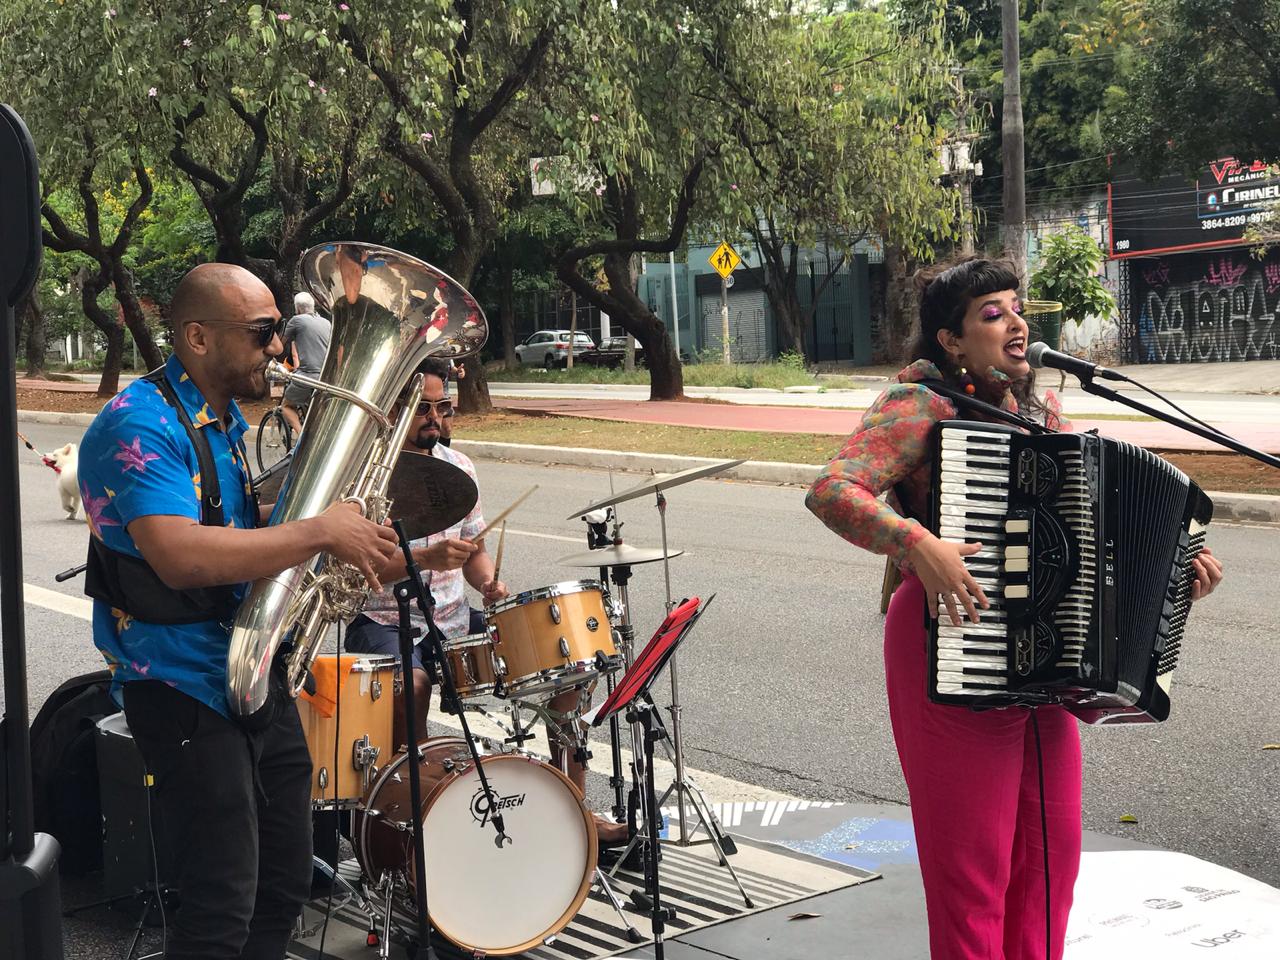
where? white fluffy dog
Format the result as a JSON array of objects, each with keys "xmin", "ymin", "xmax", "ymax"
[{"xmin": 48, "ymin": 443, "xmax": 80, "ymax": 519}]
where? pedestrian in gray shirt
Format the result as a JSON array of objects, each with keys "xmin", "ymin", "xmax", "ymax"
[{"xmin": 280, "ymin": 292, "xmax": 331, "ymax": 433}]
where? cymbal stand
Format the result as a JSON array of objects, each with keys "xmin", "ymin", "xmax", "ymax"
[
  {"xmin": 585, "ymin": 506, "xmax": 630, "ymax": 823},
  {"xmin": 638, "ymin": 490, "xmax": 753, "ymax": 905}
]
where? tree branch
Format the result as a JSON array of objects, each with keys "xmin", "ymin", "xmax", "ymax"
[{"xmin": 469, "ymin": 22, "xmax": 556, "ymax": 138}]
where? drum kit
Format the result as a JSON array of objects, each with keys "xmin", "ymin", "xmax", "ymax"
[{"xmin": 294, "ymin": 457, "xmax": 749, "ymax": 957}]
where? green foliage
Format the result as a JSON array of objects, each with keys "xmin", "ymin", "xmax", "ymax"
[
  {"xmin": 1114, "ymin": 0, "xmax": 1280, "ymax": 174},
  {"xmin": 1028, "ymin": 226, "xmax": 1115, "ymax": 325},
  {"xmin": 915, "ymin": 0, "xmax": 1137, "ymax": 215},
  {"xmin": 776, "ymin": 349, "xmax": 808, "ymax": 372}
]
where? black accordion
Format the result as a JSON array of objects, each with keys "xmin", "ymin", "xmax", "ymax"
[{"xmin": 926, "ymin": 421, "xmax": 1213, "ymax": 723}]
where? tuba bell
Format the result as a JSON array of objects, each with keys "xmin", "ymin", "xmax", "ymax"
[{"xmin": 225, "ymin": 242, "xmax": 487, "ymax": 720}]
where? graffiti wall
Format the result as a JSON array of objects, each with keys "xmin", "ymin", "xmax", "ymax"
[{"xmin": 1129, "ymin": 248, "xmax": 1280, "ymax": 363}]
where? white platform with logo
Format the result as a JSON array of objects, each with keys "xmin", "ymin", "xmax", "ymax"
[{"xmin": 1067, "ymin": 849, "xmax": 1279, "ymax": 958}]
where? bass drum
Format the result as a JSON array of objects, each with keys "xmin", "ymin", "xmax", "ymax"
[{"xmin": 354, "ymin": 737, "xmax": 598, "ymax": 956}]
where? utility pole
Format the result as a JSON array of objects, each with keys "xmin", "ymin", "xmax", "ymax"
[
  {"xmin": 720, "ymin": 274, "xmax": 731, "ymax": 364},
  {"xmin": 951, "ymin": 68, "xmax": 977, "ymax": 256},
  {"xmin": 668, "ymin": 249, "xmax": 682, "ymax": 362},
  {"xmin": 1001, "ymin": 0, "xmax": 1027, "ymax": 282}
]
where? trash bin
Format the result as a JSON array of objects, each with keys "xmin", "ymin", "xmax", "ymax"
[{"xmin": 1023, "ymin": 300, "xmax": 1063, "ymax": 349}]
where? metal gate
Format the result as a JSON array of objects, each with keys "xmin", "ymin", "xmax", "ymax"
[{"xmin": 700, "ymin": 289, "xmax": 769, "ymax": 362}]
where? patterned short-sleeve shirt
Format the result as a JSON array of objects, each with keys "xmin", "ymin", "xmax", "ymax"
[
  {"xmin": 77, "ymin": 354, "xmax": 256, "ymax": 717},
  {"xmin": 360, "ymin": 442, "xmax": 485, "ymax": 639}
]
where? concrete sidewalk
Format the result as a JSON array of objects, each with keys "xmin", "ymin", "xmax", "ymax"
[{"xmin": 494, "ymin": 395, "xmax": 1280, "ymax": 455}]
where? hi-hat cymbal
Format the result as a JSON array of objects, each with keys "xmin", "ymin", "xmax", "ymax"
[
  {"xmin": 387, "ymin": 449, "xmax": 478, "ymax": 540},
  {"xmin": 565, "ymin": 459, "xmax": 746, "ymax": 520},
  {"xmin": 556, "ymin": 544, "xmax": 684, "ymax": 568}
]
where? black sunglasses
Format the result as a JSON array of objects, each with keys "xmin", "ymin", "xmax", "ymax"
[
  {"xmin": 415, "ymin": 398, "xmax": 454, "ymax": 418},
  {"xmin": 199, "ymin": 318, "xmax": 285, "ymax": 348}
]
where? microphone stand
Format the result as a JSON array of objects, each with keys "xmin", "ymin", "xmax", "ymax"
[
  {"xmin": 1074, "ymin": 376, "xmax": 1280, "ymax": 470},
  {"xmin": 391, "ymin": 581, "xmax": 435, "ymax": 960},
  {"xmin": 390, "ymin": 519, "xmax": 514, "ymax": 958}
]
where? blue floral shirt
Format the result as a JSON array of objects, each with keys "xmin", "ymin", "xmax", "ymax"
[{"xmin": 78, "ymin": 354, "xmax": 257, "ymax": 717}]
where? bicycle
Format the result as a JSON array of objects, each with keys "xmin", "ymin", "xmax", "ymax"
[{"xmin": 256, "ymin": 396, "xmax": 303, "ymax": 472}]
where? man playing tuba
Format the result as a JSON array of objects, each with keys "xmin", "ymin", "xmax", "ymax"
[{"xmin": 78, "ymin": 263, "xmax": 399, "ymax": 960}]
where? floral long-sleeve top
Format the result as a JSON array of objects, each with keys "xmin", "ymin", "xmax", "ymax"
[{"xmin": 805, "ymin": 360, "xmax": 1067, "ymax": 564}]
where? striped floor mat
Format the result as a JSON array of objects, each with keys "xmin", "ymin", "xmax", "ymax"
[{"xmin": 289, "ymin": 836, "xmax": 874, "ymax": 959}]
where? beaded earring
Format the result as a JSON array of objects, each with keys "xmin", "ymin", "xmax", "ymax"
[{"xmin": 959, "ymin": 365, "xmax": 976, "ymax": 395}]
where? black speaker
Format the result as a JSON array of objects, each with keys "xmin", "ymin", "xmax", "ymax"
[{"xmin": 95, "ymin": 714, "xmax": 177, "ymax": 899}]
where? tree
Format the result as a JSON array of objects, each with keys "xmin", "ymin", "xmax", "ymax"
[
  {"xmin": 0, "ymin": 0, "xmax": 165, "ymax": 395},
  {"xmin": 332, "ymin": 0, "xmax": 585, "ymax": 412},
  {"xmin": 18, "ymin": 291, "xmax": 47, "ymax": 379},
  {"xmin": 116, "ymin": 3, "xmax": 371, "ymax": 312},
  {"xmin": 1114, "ymin": 0, "xmax": 1280, "ymax": 173},
  {"xmin": 1028, "ymin": 225, "xmax": 1115, "ymax": 337},
  {"xmin": 733, "ymin": 8, "xmax": 960, "ymax": 359}
]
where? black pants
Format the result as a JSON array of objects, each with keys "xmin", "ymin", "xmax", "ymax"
[{"xmin": 123, "ymin": 681, "xmax": 313, "ymax": 960}]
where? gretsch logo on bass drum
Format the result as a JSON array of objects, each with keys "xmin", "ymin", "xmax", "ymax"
[{"xmin": 470, "ymin": 787, "xmax": 526, "ymax": 826}]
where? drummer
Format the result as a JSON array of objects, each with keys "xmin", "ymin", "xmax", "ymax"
[
  {"xmin": 346, "ymin": 358, "xmax": 630, "ymax": 848},
  {"xmin": 344, "ymin": 358, "xmax": 507, "ymax": 747}
]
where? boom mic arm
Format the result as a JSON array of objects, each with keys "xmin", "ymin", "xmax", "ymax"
[{"xmin": 1026, "ymin": 341, "xmax": 1125, "ymax": 382}]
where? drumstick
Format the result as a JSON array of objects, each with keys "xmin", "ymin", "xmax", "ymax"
[
  {"xmin": 470, "ymin": 485, "xmax": 538, "ymax": 545},
  {"xmin": 492, "ymin": 522, "xmax": 506, "ymax": 583}
]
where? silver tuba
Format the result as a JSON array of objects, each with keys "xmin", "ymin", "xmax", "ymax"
[{"xmin": 226, "ymin": 242, "xmax": 487, "ymax": 719}]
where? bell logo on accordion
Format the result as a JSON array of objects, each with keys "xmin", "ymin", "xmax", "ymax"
[{"xmin": 926, "ymin": 421, "xmax": 1214, "ymax": 723}]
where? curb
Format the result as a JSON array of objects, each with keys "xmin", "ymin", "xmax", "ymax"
[{"xmin": 19, "ymin": 410, "xmax": 1280, "ymax": 524}]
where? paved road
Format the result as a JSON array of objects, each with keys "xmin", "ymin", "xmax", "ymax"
[{"xmin": 8, "ymin": 421, "xmax": 1280, "ymax": 898}]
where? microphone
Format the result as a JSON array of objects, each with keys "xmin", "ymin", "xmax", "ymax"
[{"xmin": 1025, "ymin": 342, "xmax": 1125, "ymax": 382}]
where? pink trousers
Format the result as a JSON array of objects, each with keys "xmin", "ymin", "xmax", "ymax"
[{"xmin": 884, "ymin": 573, "xmax": 1083, "ymax": 960}]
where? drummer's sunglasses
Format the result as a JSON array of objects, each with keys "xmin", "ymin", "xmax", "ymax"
[
  {"xmin": 415, "ymin": 398, "xmax": 454, "ymax": 418},
  {"xmin": 199, "ymin": 318, "xmax": 286, "ymax": 348}
]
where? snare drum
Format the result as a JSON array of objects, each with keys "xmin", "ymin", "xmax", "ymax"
[
  {"xmin": 486, "ymin": 580, "xmax": 622, "ymax": 702},
  {"xmin": 297, "ymin": 653, "xmax": 401, "ymax": 806},
  {"xmin": 354, "ymin": 736, "xmax": 597, "ymax": 956},
  {"xmin": 438, "ymin": 631, "xmax": 499, "ymax": 700}
]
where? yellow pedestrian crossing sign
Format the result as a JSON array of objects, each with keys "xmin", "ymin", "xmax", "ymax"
[{"xmin": 708, "ymin": 241, "xmax": 741, "ymax": 280}]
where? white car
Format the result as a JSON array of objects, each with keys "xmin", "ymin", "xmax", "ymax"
[{"xmin": 514, "ymin": 330, "xmax": 597, "ymax": 368}]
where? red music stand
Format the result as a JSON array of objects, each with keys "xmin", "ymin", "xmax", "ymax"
[{"xmin": 590, "ymin": 595, "xmax": 712, "ymax": 960}]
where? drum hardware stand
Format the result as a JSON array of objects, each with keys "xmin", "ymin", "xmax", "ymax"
[
  {"xmin": 391, "ymin": 520, "xmax": 510, "ymax": 960},
  {"xmin": 298, "ymin": 857, "xmax": 379, "ymax": 946}
]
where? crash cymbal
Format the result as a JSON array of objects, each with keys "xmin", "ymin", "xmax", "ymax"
[
  {"xmin": 556, "ymin": 544, "xmax": 684, "ymax": 568},
  {"xmin": 565, "ymin": 459, "xmax": 746, "ymax": 520},
  {"xmin": 387, "ymin": 449, "xmax": 478, "ymax": 539}
]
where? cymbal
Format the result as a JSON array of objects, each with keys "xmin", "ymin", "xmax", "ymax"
[
  {"xmin": 556, "ymin": 544, "xmax": 684, "ymax": 568},
  {"xmin": 565, "ymin": 459, "xmax": 746, "ymax": 520},
  {"xmin": 387, "ymin": 449, "xmax": 478, "ymax": 540}
]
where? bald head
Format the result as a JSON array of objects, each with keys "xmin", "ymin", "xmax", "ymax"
[{"xmin": 170, "ymin": 263, "xmax": 274, "ymax": 335}]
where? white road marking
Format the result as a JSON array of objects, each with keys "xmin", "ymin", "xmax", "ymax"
[
  {"xmin": 24, "ymin": 583, "xmax": 93, "ymax": 622},
  {"xmin": 426, "ymin": 691, "xmax": 795, "ymax": 805}
]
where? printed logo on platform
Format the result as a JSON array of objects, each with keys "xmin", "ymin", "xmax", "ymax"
[
  {"xmin": 470, "ymin": 787, "xmax": 526, "ymax": 826},
  {"xmin": 1182, "ymin": 886, "xmax": 1241, "ymax": 903},
  {"xmin": 1144, "ymin": 898, "xmax": 1184, "ymax": 910},
  {"xmin": 1191, "ymin": 929, "xmax": 1245, "ymax": 949}
]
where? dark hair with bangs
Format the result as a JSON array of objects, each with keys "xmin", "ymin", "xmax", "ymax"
[{"xmin": 907, "ymin": 256, "xmax": 1045, "ymax": 421}]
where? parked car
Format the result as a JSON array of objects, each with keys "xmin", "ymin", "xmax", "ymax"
[
  {"xmin": 577, "ymin": 336, "xmax": 644, "ymax": 369},
  {"xmin": 513, "ymin": 330, "xmax": 597, "ymax": 369}
]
